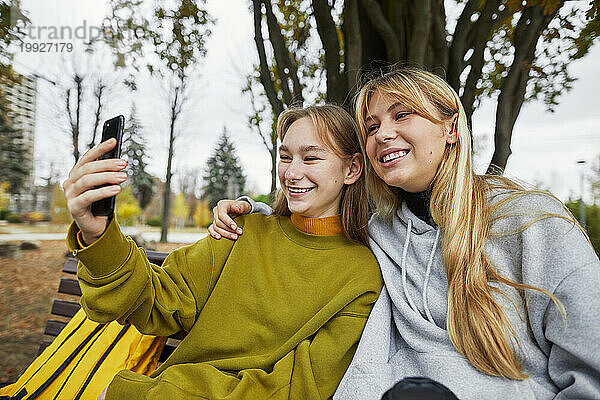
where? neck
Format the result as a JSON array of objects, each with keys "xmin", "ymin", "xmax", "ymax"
[
  {"xmin": 399, "ymin": 188, "xmax": 435, "ymax": 226},
  {"xmin": 290, "ymin": 214, "xmax": 343, "ymax": 236}
]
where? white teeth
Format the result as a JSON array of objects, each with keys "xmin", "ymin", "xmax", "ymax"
[
  {"xmin": 288, "ymin": 187, "xmax": 313, "ymax": 193},
  {"xmin": 382, "ymin": 150, "xmax": 408, "ymax": 163}
]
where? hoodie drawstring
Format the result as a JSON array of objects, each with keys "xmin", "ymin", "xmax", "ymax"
[
  {"xmin": 400, "ymin": 219, "xmax": 441, "ymax": 324},
  {"xmin": 401, "ymin": 219, "xmax": 419, "ymax": 313},
  {"xmin": 422, "ymin": 228, "xmax": 441, "ymax": 324}
]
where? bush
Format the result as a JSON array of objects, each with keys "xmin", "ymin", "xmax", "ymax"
[
  {"xmin": 7, "ymin": 213, "xmax": 22, "ymax": 223},
  {"xmin": 0, "ymin": 209, "xmax": 10, "ymax": 220},
  {"xmin": 146, "ymin": 216, "xmax": 161, "ymax": 227},
  {"xmin": 24, "ymin": 211, "xmax": 45, "ymax": 223}
]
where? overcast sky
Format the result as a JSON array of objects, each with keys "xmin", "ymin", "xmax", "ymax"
[{"xmin": 13, "ymin": 0, "xmax": 600, "ymax": 202}]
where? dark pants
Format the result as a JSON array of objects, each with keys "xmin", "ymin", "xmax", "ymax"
[{"xmin": 381, "ymin": 377, "xmax": 459, "ymax": 400}]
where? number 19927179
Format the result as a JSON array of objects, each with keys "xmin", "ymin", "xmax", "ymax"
[{"xmin": 20, "ymin": 42, "xmax": 73, "ymax": 52}]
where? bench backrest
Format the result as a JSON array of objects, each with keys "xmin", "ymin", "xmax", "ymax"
[{"xmin": 41, "ymin": 251, "xmax": 185, "ymax": 363}]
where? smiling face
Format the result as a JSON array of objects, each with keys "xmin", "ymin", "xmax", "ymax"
[
  {"xmin": 278, "ymin": 117, "xmax": 354, "ymax": 218},
  {"xmin": 364, "ymin": 90, "xmax": 457, "ymax": 193}
]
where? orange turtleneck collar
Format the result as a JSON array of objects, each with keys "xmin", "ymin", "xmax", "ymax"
[{"xmin": 290, "ymin": 214, "xmax": 343, "ymax": 236}]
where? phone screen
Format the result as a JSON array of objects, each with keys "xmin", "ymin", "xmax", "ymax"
[{"xmin": 91, "ymin": 115, "xmax": 125, "ymax": 216}]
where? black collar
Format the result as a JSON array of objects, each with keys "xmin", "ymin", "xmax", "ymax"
[{"xmin": 399, "ymin": 188, "xmax": 435, "ymax": 227}]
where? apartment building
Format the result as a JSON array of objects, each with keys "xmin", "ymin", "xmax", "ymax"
[{"xmin": 1, "ymin": 72, "xmax": 44, "ymax": 213}]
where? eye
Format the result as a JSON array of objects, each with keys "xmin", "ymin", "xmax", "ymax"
[
  {"xmin": 304, "ymin": 156, "xmax": 321, "ymax": 162},
  {"xmin": 366, "ymin": 124, "xmax": 379, "ymax": 136},
  {"xmin": 279, "ymin": 154, "xmax": 291, "ymax": 161},
  {"xmin": 395, "ymin": 111, "xmax": 412, "ymax": 120}
]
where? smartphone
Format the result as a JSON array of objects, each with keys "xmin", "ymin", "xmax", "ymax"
[{"xmin": 91, "ymin": 115, "xmax": 125, "ymax": 216}]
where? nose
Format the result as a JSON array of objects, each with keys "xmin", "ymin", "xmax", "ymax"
[
  {"xmin": 374, "ymin": 120, "xmax": 397, "ymax": 143},
  {"xmin": 284, "ymin": 159, "xmax": 303, "ymax": 182}
]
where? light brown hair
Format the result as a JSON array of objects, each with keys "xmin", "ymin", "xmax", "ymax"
[{"xmin": 272, "ymin": 104, "xmax": 369, "ymax": 246}]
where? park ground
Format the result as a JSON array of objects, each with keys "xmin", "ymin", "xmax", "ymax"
[{"xmin": 0, "ymin": 224, "xmax": 194, "ymax": 385}]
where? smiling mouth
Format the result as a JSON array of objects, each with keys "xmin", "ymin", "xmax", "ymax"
[
  {"xmin": 288, "ymin": 187, "xmax": 315, "ymax": 194},
  {"xmin": 380, "ymin": 150, "xmax": 409, "ymax": 163}
]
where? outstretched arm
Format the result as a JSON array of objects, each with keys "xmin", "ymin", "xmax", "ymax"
[{"xmin": 68, "ymin": 216, "xmax": 236, "ymax": 336}]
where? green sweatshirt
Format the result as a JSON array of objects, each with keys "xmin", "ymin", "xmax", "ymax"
[{"xmin": 66, "ymin": 214, "xmax": 382, "ymax": 399}]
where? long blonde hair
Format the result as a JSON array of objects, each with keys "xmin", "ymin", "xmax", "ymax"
[
  {"xmin": 355, "ymin": 68, "xmax": 568, "ymax": 379},
  {"xmin": 272, "ymin": 104, "xmax": 370, "ymax": 246}
]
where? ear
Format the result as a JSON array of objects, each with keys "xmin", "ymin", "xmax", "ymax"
[
  {"xmin": 446, "ymin": 114, "xmax": 458, "ymax": 145},
  {"xmin": 344, "ymin": 153, "xmax": 363, "ymax": 185}
]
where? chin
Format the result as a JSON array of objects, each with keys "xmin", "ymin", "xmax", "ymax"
[
  {"xmin": 380, "ymin": 173, "xmax": 408, "ymax": 189},
  {"xmin": 287, "ymin": 202, "xmax": 307, "ymax": 215}
]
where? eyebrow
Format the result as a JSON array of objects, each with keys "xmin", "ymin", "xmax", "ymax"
[
  {"xmin": 365, "ymin": 102, "xmax": 409, "ymax": 124},
  {"xmin": 279, "ymin": 144, "xmax": 327, "ymax": 153}
]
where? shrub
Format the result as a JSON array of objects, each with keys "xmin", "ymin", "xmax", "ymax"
[
  {"xmin": 146, "ymin": 216, "xmax": 161, "ymax": 227},
  {"xmin": 25, "ymin": 211, "xmax": 45, "ymax": 223},
  {"xmin": 7, "ymin": 213, "xmax": 22, "ymax": 223},
  {"xmin": 116, "ymin": 185, "xmax": 141, "ymax": 226}
]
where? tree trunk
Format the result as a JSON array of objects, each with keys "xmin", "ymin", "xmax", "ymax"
[
  {"xmin": 252, "ymin": 0, "xmax": 284, "ymax": 116},
  {"xmin": 461, "ymin": 0, "xmax": 503, "ymax": 126},
  {"xmin": 313, "ymin": 0, "xmax": 346, "ymax": 105},
  {"xmin": 430, "ymin": 0, "xmax": 448, "ymax": 70},
  {"xmin": 361, "ymin": 0, "xmax": 400, "ymax": 62},
  {"xmin": 344, "ymin": 0, "xmax": 362, "ymax": 99},
  {"xmin": 262, "ymin": 0, "xmax": 303, "ymax": 105},
  {"xmin": 487, "ymin": 5, "xmax": 558, "ymax": 173},
  {"xmin": 270, "ymin": 136, "xmax": 277, "ymax": 197},
  {"xmin": 160, "ymin": 85, "xmax": 180, "ymax": 243},
  {"xmin": 88, "ymin": 81, "xmax": 105, "ymax": 150},
  {"xmin": 407, "ymin": 0, "xmax": 432, "ymax": 65},
  {"xmin": 446, "ymin": 0, "xmax": 480, "ymax": 91},
  {"xmin": 74, "ymin": 75, "xmax": 82, "ymax": 161},
  {"xmin": 65, "ymin": 79, "xmax": 82, "ymax": 164}
]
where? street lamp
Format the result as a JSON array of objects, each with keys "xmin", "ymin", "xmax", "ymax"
[{"xmin": 576, "ymin": 160, "xmax": 586, "ymax": 231}]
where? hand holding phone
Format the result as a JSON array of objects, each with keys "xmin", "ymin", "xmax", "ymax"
[
  {"xmin": 62, "ymin": 115, "xmax": 126, "ymax": 246},
  {"xmin": 91, "ymin": 115, "xmax": 125, "ymax": 216}
]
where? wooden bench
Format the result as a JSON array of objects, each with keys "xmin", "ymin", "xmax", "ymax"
[{"xmin": 40, "ymin": 251, "xmax": 185, "ymax": 363}]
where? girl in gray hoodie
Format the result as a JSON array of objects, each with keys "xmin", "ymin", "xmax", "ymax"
[{"xmin": 209, "ymin": 69, "xmax": 600, "ymax": 400}]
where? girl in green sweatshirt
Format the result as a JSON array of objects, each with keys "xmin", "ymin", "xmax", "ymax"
[{"xmin": 62, "ymin": 104, "xmax": 382, "ymax": 399}]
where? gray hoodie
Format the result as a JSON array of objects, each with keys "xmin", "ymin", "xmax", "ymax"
[
  {"xmin": 241, "ymin": 193, "xmax": 600, "ymax": 399},
  {"xmin": 334, "ymin": 192, "xmax": 600, "ymax": 400}
]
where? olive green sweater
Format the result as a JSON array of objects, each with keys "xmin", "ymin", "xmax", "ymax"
[{"xmin": 66, "ymin": 214, "xmax": 382, "ymax": 399}]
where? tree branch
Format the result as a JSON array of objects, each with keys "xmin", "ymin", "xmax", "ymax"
[
  {"xmin": 461, "ymin": 0, "xmax": 503, "ymax": 125},
  {"xmin": 313, "ymin": 0, "xmax": 346, "ymax": 104},
  {"xmin": 360, "ymin": 0, "xmax": 400, "ymax": 62},
  {"xmin": 252, "ymin": 0, "xmax": 284, "ymax": 116},
  {"xmin": 262, "ymin": 0, "xmax": 303, "ymax": 105},
  {"xmin": 65, "ymin": 87, "xmax": 79, "ymax": 163},
  {"xmin": 447, "ymin": 0, "xmax": 481, "ymax": 91},
  {"xmin": 488, "ymin": 5, "xmax": 559, "ymax": 173},
  {"xmin": 88, "ymin": 80, "xmax": 106, "ymax": 150}
]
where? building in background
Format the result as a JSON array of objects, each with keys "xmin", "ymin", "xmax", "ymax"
[{"xmin": 0, "ymin": 72, "xmax": 45, "ymax": 214}]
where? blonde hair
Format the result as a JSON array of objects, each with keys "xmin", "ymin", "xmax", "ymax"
[
  {"xmin": 272, "ymin": 104, "xmax": 369, "ymax": 246},
  {"xmin": 355, "ymin": 68, "xmax": 568, "ymax": 379}
]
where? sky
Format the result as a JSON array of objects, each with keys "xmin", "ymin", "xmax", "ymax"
[{"xmin": 12, "ymin": 0, "xmax": 600, "ymax": 202}]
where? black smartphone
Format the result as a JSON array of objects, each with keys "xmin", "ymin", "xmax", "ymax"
[{"xmin": 91, "ymin": 115, "xmax": 125, "ymax": 216}]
